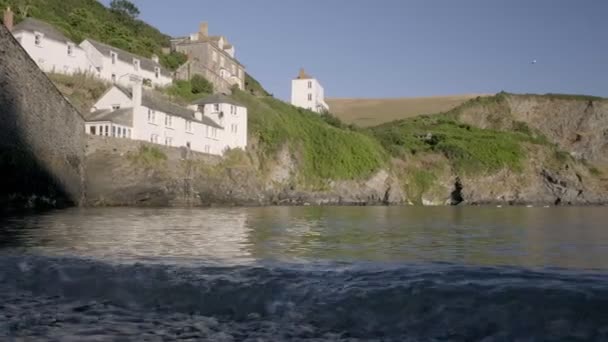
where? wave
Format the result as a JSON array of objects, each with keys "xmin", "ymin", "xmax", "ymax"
[{"xmin": 1, "ymin": 254, "xmax": 608, "ymax": 341}]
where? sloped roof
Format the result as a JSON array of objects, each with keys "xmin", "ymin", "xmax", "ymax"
[
  {"xmin": 84, "ymin": 39, "xmax": 171, "ymax": 77},
  {"xmin": 191, "ymin": 93, "xmax": 244, "ymax": 107},
  {"xmin": 115, "ymin": 85, "xmax": 223, "ymax": 129},
  {"xmin": 12, "ymin": 18, "xmax": 72, "ymax": 43},
  {"xmin": 84, "ymin": 108, "xmax": 134, "ymax": 126}
]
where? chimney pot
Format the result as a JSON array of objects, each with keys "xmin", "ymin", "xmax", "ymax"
[{"xmin": 3, "ymin": 6, "xmax": 14, "ymax": 31}]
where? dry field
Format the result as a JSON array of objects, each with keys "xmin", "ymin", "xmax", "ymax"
[{"xmin": 326, "ymin": 94, "xmax": 491, "ymax": 127}]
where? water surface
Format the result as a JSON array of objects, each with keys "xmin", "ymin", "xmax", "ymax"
[{"xmin": 1, "ymin": 206, "xmax": 608, "ymax": 341}]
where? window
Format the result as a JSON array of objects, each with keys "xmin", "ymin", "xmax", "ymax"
[
  {"xmin": 308, "ymin": 93, "xmax": 312, "ymax": 101},
  {"xmin": 186, "ymin": 141, "xmax": 191, "ymax": 149},
  {"xmin": 105, "ymin": 125, "xmax": 109, "ymax": 136},
  {"xmin": 186, "ymin": 120, "xmax": 192, "ymax": 132},
  {"xmin": 204, "ymin": 145, "xmax": 210, "ymax": 153},
  {"xmin": 231, "ymin": 124, "xmax": 238, "ymax": 133},
  {"xmin": 122, "ymin": 127, "xmax": 126, "ymax": 138},
  {"xmin": 89, "ymin": 126, "xmax": 96, "ymax": 135},
  {"xmin": 112, "ymin": 126, "xmax": 116, "ymax": 137},
  {"xmin": 148, "ymin": 109, "xmax": 156, "ymax": 123},
  {"xmin": 111, "ymin": 51, "xmax": 117, "ymax": 65},
  {"xmin": 205, "ymin": 125, "xmax": 210, "ymax": 137},
  {"xmin": 67, "ymin": 43, "xmax": 74, "ymax": 56},
  {"xmin": 165, "ymin": 115, "xmax": 172, "ymax": 127},
  {"xmin": 154, "ymin": 67, "xmax": 160, "ymax": 79},
  {"xmin": 34, "ymin": 33, "xmax": 42, "ymax": 46},
  {"xmin": 230, "ymin": 105, "xmax": 236, "ymax": 115},
  {"xmin": 212, "ymin": 127, "xmax": 217, "ymax": 138},
  {"xmin": 133, "ymin": 58, "xmax": 140, "ymax": 71},
  {"xmin": 220, "ymin": 56, "xmax": 225, "ymax": 67},
  {"xmin": 112, "ymin": 104, "xmax": 120, "ymax": 110},
  {"xmin": 111, "ymin": 74, "xmax": 116, "ymax": 83},
  {"xmin": 213, "ymin": 104, "xmax": 220, "ymax": 112},
  {"xmin": 150, "ymin": 134, "xmax": 159, "ymax": 143},
  {"xmin": 165, "ymin": 137, "xmax": 172, "ymax": 146},
  {"xmin": 308, "ymin": 81, "xmax": 312, "ymax": 89}
]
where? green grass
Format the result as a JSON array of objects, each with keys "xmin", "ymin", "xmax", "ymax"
[
  {"xmin": 231, "ymin": 90, "xmax": 388, "ymax": 187},
  {"xmin": 370, "ymin": 114, "xmax": 546, "ymax": 175},
  {"xmin": 48, "ymin": 72, "xmax": 110, "ymax": 113},
  {"xmin": 128, "ymin": 145, "xmax": 167, "ymax": 166},
  {"xmin": 406, "ymin": 169, "xmax": 437, "ymax": 204},
  {"xmin": 244, "ymin": 73, "xmax": 270, "ymax": 97}
]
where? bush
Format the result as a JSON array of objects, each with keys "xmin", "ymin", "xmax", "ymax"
[{"xmin": 191, "ymin": 75, "xmax": 213, "ymax": 94}]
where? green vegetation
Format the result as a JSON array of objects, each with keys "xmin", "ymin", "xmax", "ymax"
[
  {"xmin": 47, "ymin": 72, "xmax": 109, "ymax": 113},
  {"xmin": 128, "ymin": 145, "xmax": 167, "ymax": 166},
  {"xmin": 231, "ymin": 90, "xmax": 388, "ymax": 187},
  {"xmin": 244, "ymin": 73, "xmax": 270, "ymax": 97},
  {"xmin": 407, "ymin": 170, "xmax": 437, "ymax": 204},
  {"xmin": 0, "ymin": 0, "xmax": 185, "ymax": 70},
  {"xmin": 370, "ymin": 114, "xmax": 546, "ymax": 174},
  {"xmin": 163, "ymin": 75, "xmax": 213, "ymax": 105}
]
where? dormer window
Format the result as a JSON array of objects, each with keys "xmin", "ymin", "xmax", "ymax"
[
  {"xmin": 154, "ymin": 67, "xmax": 160, "ymax": 79},
  {"xmin": 67, "ymin": 43, "xmax": 74, "ymax": 56},
  {"xmin": 133, "ymin": 59, "xmax": 140, "ymax": 71},
  {"xmin": 34, "ymin": 32, "xmax": 43, "ymax": 46},
  {"xmin": 111, "ymin": 51, "xmax": 117, "ymax": 65}
]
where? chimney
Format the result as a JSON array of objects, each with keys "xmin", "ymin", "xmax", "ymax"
[
  {"xmin": 129, "ymin": 74, "xmax": 143, "ymax": 108},
  {"xmin": 199, "ymin": 22, "xmax": 208, "ymax": 38},
  {"xmin": 298, "ymin": 68, "xmax": 310, "ymax": 79},
  {"xmin": 151, "ymin": 54, "xmax": 159, "ymax": 64},
  {"xmin": 3, "ymin": 7, "xmax": 14, "ymax": 31}
]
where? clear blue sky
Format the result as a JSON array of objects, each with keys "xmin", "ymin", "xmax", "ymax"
[{"xmin": 101, "ymin": 0, "xmax": 608, "ymax": 100}]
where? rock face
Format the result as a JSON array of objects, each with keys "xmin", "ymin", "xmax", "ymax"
[
  {"xmin": 84, "ymin": 94, "xmax": 608, "ymax": 208},
  {"xmin": 0, "ymin": 24, "xmax": 85, "ymax": 210}
]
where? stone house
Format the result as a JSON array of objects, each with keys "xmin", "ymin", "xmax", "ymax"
[
  {"xmin": 291, "ymin": 68, "xmax": 329, "ymax": 113},
  {"xmin": 172, "ymin": 22, "xmax": 245, "ymax": 94},
  {"xmin": 84, "ymin": 75, "xmax": 247, "ymax": 156}
]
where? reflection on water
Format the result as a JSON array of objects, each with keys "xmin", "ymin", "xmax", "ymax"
[{"xmin": 2, "ymin": 206, "xmax": 608, "ymax": 269}]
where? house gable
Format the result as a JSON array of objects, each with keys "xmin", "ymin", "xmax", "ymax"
[{"xmin": 92, "ymin": 86, "xmax": 133, "ymax": 111}]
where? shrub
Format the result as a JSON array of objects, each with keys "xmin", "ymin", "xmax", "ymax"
[{"xmin": 191, "ymin": 75, "xmax": 213, "ymax": 94}]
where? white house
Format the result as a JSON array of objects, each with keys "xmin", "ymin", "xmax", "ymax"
[
  {"xmin": 291, "ymin": 68, "xmax": 329, "ymax": 113},
  {"xmin": 84, "ymin": 76, "xmax": 247, "ymax": 156},
  {"xmin": 80, "ymin": 39, "xmax": 172, "ymax": 88},
  {"xmin": 10, "ymin": 17, "xmax": 97, "ymax": 75}
]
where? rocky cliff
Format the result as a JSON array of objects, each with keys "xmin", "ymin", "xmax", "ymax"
[{"xmin": 85, "ymin": 91, "xmax": 608, "ymax": 207}]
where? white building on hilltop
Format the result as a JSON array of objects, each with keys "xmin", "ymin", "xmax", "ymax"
[
  {"xmin": 3, "ymin": 7, "xmax": 172, "ymax": 88},
  {"xmin": 84, "ymin": 76, "xmax": 247, "ymax": 156},
  {"xmin": 10, "ymin": 17, "xmax": 96, "ymax": 75},
  {"xmin": 291, "ymin": 68, "xmax": 329, "ymax": 113}
]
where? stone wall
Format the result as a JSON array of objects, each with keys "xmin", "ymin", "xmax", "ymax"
[{"xmin": 0, "ymin": 24, "xmax": 85, "ymax": 209}]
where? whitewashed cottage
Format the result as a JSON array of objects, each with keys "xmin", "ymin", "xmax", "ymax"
[
  {"xmin": 10, "ymin": 17, "xmax": 96, "ymax": 75},
  {"xmin": 291, "ymin": 68, "xmax": 329, "ymax": 113},
  {"xmin": 85, "ymin": 76, "xmax": 247, "ymax": 156},
  {"xmin": 80, "ymin": 39, "xmax": 172, "ymax": 88}
]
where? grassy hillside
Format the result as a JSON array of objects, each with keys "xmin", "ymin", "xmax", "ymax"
[
  {"xmin": 231, "ymin": 90, "xmax": 388, "ymax": 187},
  {"xmin": 0, "ymin": 0, "xmax": 186, "ymax": 70},
  {"xmin": 327, "ymin": 94, "xmax": 487, "ymax": 127}
]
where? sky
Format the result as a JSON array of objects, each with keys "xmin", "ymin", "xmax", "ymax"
[{"xmin": 100, "ymin": 0, "xmax": 608, "ymax": 101}]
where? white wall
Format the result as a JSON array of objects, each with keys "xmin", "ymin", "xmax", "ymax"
[
  {"xmin": 13, "ymin": 31, "xmax": 96, "ymax": 75},
  {"xmin": 291, "ymin": 78, "xmax": 329, "ymax": 113},
  {"xmin": 91, "ymin": 87, "xmax": 132, "ymax": 111},
  {"xmin": 200, "ymin": 103, "xmax": 247, "ymax": 150},
  {"xmin": 85, "ymin": 122, "xmax": 132, "ymax": 139},
  {"xmin": 80, "ymin": 40, "xmax": 172, "ymax": 88}
]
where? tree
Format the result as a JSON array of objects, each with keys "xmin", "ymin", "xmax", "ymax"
[{"xmin": 109, "ymin": 0, "xmax": 140, "ymax": 19}]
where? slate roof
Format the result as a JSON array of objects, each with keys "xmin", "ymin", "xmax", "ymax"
[
  {"xmin": 84, "ymin": 108, "xmax": 134, "ymax": 127},
  {"xmin": 84, "ymin": 39, "xmax": 171, "ymax": 78},
  {"xmin": 115, "ymin": 85, "xmax": 223, "ymax": 129},
  {"xmin": 12, "ymin": 18, "xmax": 73, "ymax": 43},
  {"xmin": 191, "ymin": 94, "xmax": 244, "ymax": 107}
]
